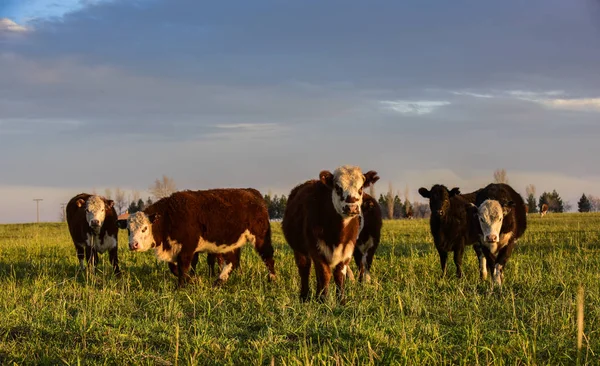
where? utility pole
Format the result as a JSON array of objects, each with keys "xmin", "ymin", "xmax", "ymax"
[{"xmin": 33, "ymin": 198, "xmax": 43, "ymax": 223}]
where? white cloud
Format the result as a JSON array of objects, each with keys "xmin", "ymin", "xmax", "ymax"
[
  {"xmin": 214, "ymin": 123, "xmax": 280, "ymax": 131},
  {"xmin": 450, "ymin": 91, "xmax": 493, "ymax": 98},
  {"xmin": 0, "ymin": 18, "xmax": 30, "ymax": 33},
  {"xmin": 541, "ymin": 98, "xmax": 600, "ymax": 112},
  {"xmin": 380, "ymin": 100, "xmax": 450, "ymax": 115}
]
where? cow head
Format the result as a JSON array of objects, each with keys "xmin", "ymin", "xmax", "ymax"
[
  {"xmin": 418, "ymin": 185, "xmax": 460, "ymax": 217},
  {"xmin": 77, "ymin": 195, "xmax": 113, "ymax": 234},
  {"xmin": 320, "ymin": 165, "xmax": 379, "ymax": 219},
  {"xmin": 472, "ymin": 199, "xmax": 515, "ymax": 252},
  {"xmin": 120, "ymin": 211, "xmax": 160, "ymax": 251}
]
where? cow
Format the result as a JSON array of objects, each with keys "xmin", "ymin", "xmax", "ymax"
[
  {"xmin": 66, "ymin": 193, "xmax": 120, "ymax": 275},
  {"xmin": 540, "ymin": 203, "xmax": 549, "ymax": 217},
  {"xmin": 468, "ymin": 183, "xmax": 527, "ymax": 286},
  {"xmin": 282, "ymin": 165, "xmax": 379, "ymax": 303},
  {"xmin": 350, "ymin": 193, "xmax": 382, "ymax": 283},
  {"xmin": 418, "ymin": 185, "xmax": 484, "ymax": 279},
  {"xmin": 118, "ymin": 188, "xmax": 275, "ymax": 287}
]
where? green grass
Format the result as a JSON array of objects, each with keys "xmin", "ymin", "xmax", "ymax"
[{"xmin": 0, "ymin": 214, "xmax": 599, "ymax": 365}]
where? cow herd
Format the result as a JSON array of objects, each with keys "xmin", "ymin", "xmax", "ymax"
[{"xmin": 65, "ymin": 165, "xmax": 527, "ymax": 303}]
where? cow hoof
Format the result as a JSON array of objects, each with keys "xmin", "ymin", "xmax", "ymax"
[{"xmin": 268, "ymin": 273, "xmax": 276, "ymax": 282}]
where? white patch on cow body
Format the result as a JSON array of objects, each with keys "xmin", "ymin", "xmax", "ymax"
[
  {"xmin": 157, "ymin": 238, "xmax": 183, "ymax": 262},
  {"xmin": 86, "ymin": 232, "xmax": 117, "ymax": 253},
  {"xmin": 341, "ymin": 264, "xmax": 348, "ymax": 276},
  {"xmin": 218, "ymin": 262, "xmax": 234, "ymax": 282},
  {"xmin": 345, "ymin": 265, "xmax": 355, "ymax": 281},
  {"xmin": 357, "ymin": 236, "xmax": 374, "ymax": 253},
  {"xmin": 195, "ymin": 229, "xmax": 255, "ymax": 254},
  {"xmin": 317, "ymin": 239, "xmax": 355, "ymax": 268}
]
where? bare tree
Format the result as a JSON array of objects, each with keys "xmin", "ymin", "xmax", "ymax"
[
  {"xmin": 493, "ymin": 169, "xmax": 509, "ymax": 184},
  {"xmin": 386, "ymin": 182, "xmax": 394, "ymax": 220},
  {"xmin": 525, "ymin": 184, "xmax": 536, "ymax": 197},
  {"xmin": 59, "ymin": 203, "xmax": 67, "ymax": 222},
  {"xmin": 104, "ymin": 188, "xmax": 112, "ymax": 200},
  {"xmin": 114, "ymin": 188, "xmax": 127, "ymax": 214},
  {"xmin": 564, "ymin": 201, "xmax": 573, "ymax": 212},
  {"xmin": 149, "ymin": 175, "xmax": 177, "ymax": 200},
  {"xmin": 404, "ymin": 185, "xmax": 410, "ymax": 203}
]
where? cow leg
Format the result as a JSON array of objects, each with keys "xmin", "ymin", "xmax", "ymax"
[
  {"xmin": 345, "ymin": 265, "xmax": 355, "ymax": 282},
  {"xmin": 254, "ymin": 227, "xmax": 276, "ymax": 281},
  {"xmin": 294, "ymin": 251, "xmax": 312, "ymax": 302},
  {"xmin": 168, "ymin": 262, "xmax": 179, "ymax": 277},
  {"xmin": 473, "ymin": 244, "xmax": 487, "ymax": 280},
  {"xmin": 353, "ymin": 248, "xmax": 363, "ymax": 282},
  {"xmin": 334, "ymin": 261, "xmax": 348, "ymax": 305},
  {"xmin": 176, "ymin": 253, "xmax": 194, "ymax": 287},
  {"xmin": 224, "ymin": 249, "xmax": 241, "ymax": 271},
  {"xmin": 190, "ymin": 252, "xmax": 199, "ymax": 276},
  {"xmin": 364, "ymin": 245, "xmax": 377, "ymax": 283},
  {"xmin": 206, "ymin": 253, "xmax": 217, "ymax": 277},
  {"xmin": 438, "ymin": 249, "xmax": 448, "ymax": 278},
  {"xmin": 314, "ymin": 260, "xmax": 332, "ymax": 303},
  {"xmin": 75, "ymin": 243, "xmax": 86, "ymax": 271},
  {"xmin": 453, "ymin": 243, "xmax": 465, "ymax": 278},
  {"xmin": 493, "ymin": 240, "xmax": 516, "ymax": 286},
  {"xmin": 214, "ymin": 257, "xmax": 235, "ymax": 286},
  {"xmin": 108, "ymin": 246, "xmax": 121, "ymax": 276},
  {"xmin": 84, "ymin": 245, "xmax": 96, "ymax": 273}
]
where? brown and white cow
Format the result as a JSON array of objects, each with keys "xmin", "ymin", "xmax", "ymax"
[
  {"xmin": 282, "ymin": 165, "xmax": 379, "ymax": 303},
  {"xmin": 66, "ymin": 193, "xmax": 120, "ymax": 275},
  {"xmin": 468, "ymin": 183, "xmax": 527, "ymax": 286},
  {"xmin": 118, "ymin": 188, "xmax": 275, "ymax": 287},
  {"xmin": 540, "ymin": 203, "xmax": 549, "ymax": 217}
]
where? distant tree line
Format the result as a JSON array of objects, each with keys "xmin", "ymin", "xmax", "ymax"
[{"xmin": 263, "ymin": 193, "xmax": 287, "ymax": 220}]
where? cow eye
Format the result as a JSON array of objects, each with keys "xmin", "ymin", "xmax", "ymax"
[
  {"xmin": 142, "ymin": 227, "xmax": 147, "ymax": 233},
  {"xmin": 358, "ymin": 188, "xmax": 363, "ymax": 195}
]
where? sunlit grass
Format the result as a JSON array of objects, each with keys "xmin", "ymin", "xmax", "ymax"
[{"xmin": 0, "ymin": 214, "xmax": 598, "ymax": 364}]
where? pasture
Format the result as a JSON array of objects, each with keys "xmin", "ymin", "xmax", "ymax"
[{"xmin": 0, "ymin": 214, "xmax": 599, "ymax": 365}]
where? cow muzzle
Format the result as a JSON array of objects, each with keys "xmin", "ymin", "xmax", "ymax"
[
  {"xmin": 343, "ymin": 204, "xmax": 360, "ymax": 216},
  {"xmin": 485, "ymin": 234, "xmax": 498, "ymax": 243},
  {"xmin": 129, "ymin": 241, "xmax": 140, "ymax": 251}
]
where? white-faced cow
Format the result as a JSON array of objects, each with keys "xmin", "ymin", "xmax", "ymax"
[
  {"xmin": 418, "ymin": 185, "xmax": 484, "ymax": 279},
  {"xmin": 66, "ymin": 193, "xmax": 120, "ymax": 275},
  {"xmin": 118, "ymin": 188, "xmax": 275, "ymax": 287},
  {"xmin": 540, "ymin": 203, "xmax": 549, "ymax": 217},
  {"xmin": 468, "ymin": 183, "xmax": 527, "ymax": 286},
  {"xmin": 282, "ymin": 165, "xmax": 379, "ymax": 303}
]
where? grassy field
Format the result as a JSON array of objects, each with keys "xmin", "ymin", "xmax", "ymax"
[{"xmin": 0, "ymin": 213, "xmax": 599, "ymax": 365}]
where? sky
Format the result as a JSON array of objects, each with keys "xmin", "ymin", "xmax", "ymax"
[{"xmin": 1, "ymin": 0, "xmax": 600, "ymax": 223}]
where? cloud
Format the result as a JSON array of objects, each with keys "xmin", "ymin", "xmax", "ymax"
[
  {"xmin": 541, "ymin": 98, "xmax": 600, "ymax": 112},
  {"xmin": 380, "ymin": 100, "xmax": 451, "ymax": 115},
  {"xmin": 0, "ymin": 18, "xmax": 30, "ymax": 33},
  {"xmin": 450, "ymin": 91, "xmax": 494, "ymax": 98}
]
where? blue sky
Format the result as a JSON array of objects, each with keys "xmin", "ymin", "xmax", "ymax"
[{"xmin": 1, "ymin": 0, "xmax": 600, "ymax": 222}]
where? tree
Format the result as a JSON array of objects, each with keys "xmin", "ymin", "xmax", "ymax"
[
  {"xmin": 104, "ymin": 188, "xmax": 112, "ymax": 200},
  {"xmin": 413, "ymin": 201, "xmax": 430, "ymax": 218},
  {"xmin": 525, "ymin": 184, "xmax": 538, "ymax": 213},
  {"xmin": 114, "ymin": 188, "xmax": 127, "ymax": 214},
  {"xmin": 577, "ymin": 193, "xmax": 592, "ymax": 212},
  {"xmin": 539, "ymin": 190, "xmax": 564, "ymax": 213},
  {"xmin": 393, "ymin": 194, "xmax": 403, "ymax": 219},
  {"xmin": 588, "ymin": 195, "xmax": 600, "ymax": 212},
  {"xmin": 127, "ymin": 201, "xmax": 138, "ymax": 214},
  {"xmin": 146, "ymin": 197, "xmax": 153, "ymax": 207},
  {"xmin": 149, "ymin": 175, "xmax": 177, "ymax": 200},
  {"xmin": 378, "ymin": 194, "xmax": 389, "ymax": 219},
  {"xmin": 493, "ymin": 168, "xmax": 509, "ymax": 184}
]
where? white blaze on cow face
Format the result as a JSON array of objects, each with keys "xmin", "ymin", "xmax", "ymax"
[
  {"xmin": 85, "ymin": 196, "xmax": 107, "ymax": 234},
  {"xmin": 331, "ymin": 166, "xmax": 365, "ymax": 219},
  {"xmin": 126, "ymin": 212, "xmax": 156, "ymax": 252},
  {"xmin": 476, "ymin": 199, "xmax": 509, "ymax": 253}
]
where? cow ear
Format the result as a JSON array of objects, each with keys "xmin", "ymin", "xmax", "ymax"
[
  {"xmin": 418, "ymin": 188, "xmax": 430, "ymax": 198},
  {"xmin": 117, "ymin": 219, "xmax": 128, "ymax": 229},
  {"xmin": 465, "ymin": 202, "xmax": 478, "ymax": 217},
  {"xmin": 319, "ymin": 170, "xmax": 334, "ymax": 188},
  {"xmin": 76, "ymin": 198, "xmax": 86, "ymax": 208},
  {"xmin": 363, "ymin": 171, "xmax": 379, "ymax": 187},
  {"xmin": 449, "ymin": 187, "xmax": 461, "ymax": 197},
  {"xmin": 502, "ymin": 201, "xmax": 515, "ymax": 216},
  {"xmin": 106, "ymin": 200, "xmax": 115, "ymax": 208},
  {"xmin": 147, "ymin": 213, "xmax": 160, "ymax": 224}
]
